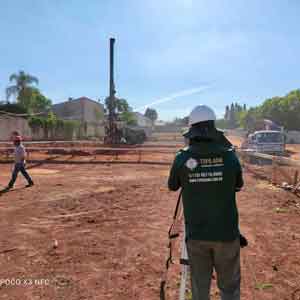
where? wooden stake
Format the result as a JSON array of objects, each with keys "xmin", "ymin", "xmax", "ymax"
[
  {"xmin": 272, "ymin": 159, "xmax": 278, "ymax": 185},
  {"xmin": 293, "ymin": 170, "xmax": 299, "ymax": 186}
]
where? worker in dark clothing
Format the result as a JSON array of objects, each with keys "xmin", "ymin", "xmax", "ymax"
[
  {"xmin": 168, "ymin": 105, "xmax": 244, "ymax": 300},
  {"xmin": 3, "ymin": 135, "xmax": 34, "ymax": 191}
]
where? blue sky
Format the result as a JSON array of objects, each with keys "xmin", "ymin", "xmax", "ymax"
[{"xmin": 0, "ymin": 0, "xmax": 299, "ymax": 120}]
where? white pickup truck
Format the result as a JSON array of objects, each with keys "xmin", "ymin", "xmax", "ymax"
[{"xmin": 241, "ymin": 130, "xmax": 285, "ymax": 155}]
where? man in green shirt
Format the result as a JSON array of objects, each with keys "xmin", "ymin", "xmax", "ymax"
[{"xmin": 168, "ymin": 105, "xmax": 243, "ymax": 300}]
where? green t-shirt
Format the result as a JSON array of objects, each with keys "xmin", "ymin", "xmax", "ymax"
[{"xmin": 168, "ymin": 141, "xmax": 243, "ymax": 242}]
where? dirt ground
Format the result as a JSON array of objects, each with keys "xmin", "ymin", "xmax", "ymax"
[
  {"xmin": 0, "ymin": 158, "xmax": 300, "ymax": 300},
  {"xmin": 286, "ymin": 144, "xmax": 300, "ymax": 160}
]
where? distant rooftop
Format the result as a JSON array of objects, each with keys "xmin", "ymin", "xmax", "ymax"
[{"xmin": 53, "ymin": 96, "xmax": 103, "ymax": 107}]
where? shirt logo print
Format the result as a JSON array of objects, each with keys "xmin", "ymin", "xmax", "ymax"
[{"xmin": 185, "ymin": 158, "xmax": 198, "ymax": 170}]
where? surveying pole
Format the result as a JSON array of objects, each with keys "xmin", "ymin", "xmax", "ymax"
[{"xmin": 179, "ymin": 227, "xmax": 189, "ymax": 300}]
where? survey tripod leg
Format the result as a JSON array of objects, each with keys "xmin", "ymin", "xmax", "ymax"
[{"xmin": 179, "ymin": 227, "xmax": 189, "ymax": 300}]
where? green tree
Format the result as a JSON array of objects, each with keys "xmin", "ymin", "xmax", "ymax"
[
  {"xmin": 120, "ymin": 111, "xmax": 137, "ymax": 126},
  {"xmin": 6, "ymin": 71, "xmax": 39, "ymax": 106},
  {"xmin": 239, "ymin": 107, "xmax": 262, "ymax": 131},
  {"xmin": 215, "ymin": 119, "xmax": 229, "ymax": 129},
  {"xmin": 104, "ymin": 97, "xmax": 130, "ymax": 114},
  {"xmin": 224, "ymin": 105, "xmax": 230, "ymax": 120},
  {"xmin": 116, "ymin": 98, "xmax": 130, "ymax": 112},
  {"xmin": 104, "ymin": 97, "xmax": 137, "ymax": 126},
  {"xmin": 4, "ymin": 71, "xmax": 50, "ymax": 113},
  {"xmin": 227, "ymin": 103, "xmax": 237, "ymax": 128},
  {"xmin": 231, "ymin": 89, "xmax": 300, "ymax": 131},
  {"xmin": 0, "ymin": 102, "xmax": 27, "ymax": 114},
  {"xmin": 26, "ymin": 88, "xmax": 52, "ymax": 113},
  {"xmin": 216, "ymin": 102, "xmax": 248, "ymax": 129},
  {"xmin": 144, "ymin": 108, "xmax": 158, "ymax": 124},
  {"xmin": 258, "ymin": 90, "xmax": 300, "ymax": 130}
]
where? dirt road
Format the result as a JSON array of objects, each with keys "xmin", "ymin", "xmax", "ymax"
[{"xmin": 0, "ymin": 162, "xmax": 299, "ymax": 300}]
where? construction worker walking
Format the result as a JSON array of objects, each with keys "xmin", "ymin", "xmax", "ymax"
[
  {"xmin": 4, "ymin": 135, "xmax": 34, "ymax": 191},
  {"xmin": 168, "ymin": 105, "xmax": 244, "ymax": 300}
]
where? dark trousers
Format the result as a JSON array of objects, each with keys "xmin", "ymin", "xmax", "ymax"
[
  {"xmin": 186, "ymin": 238, "xmax": 241, "ymax": 300},
  {"xmin": 8, "ymin": 162, "xmax": 33, "ymax": 188}
]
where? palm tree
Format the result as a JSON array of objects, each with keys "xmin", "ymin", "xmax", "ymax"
[{"xmin": 6, "ymin": 71, "xmax": 39, "ymax": 102}]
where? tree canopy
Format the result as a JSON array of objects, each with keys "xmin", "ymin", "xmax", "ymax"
[
  {"xmin": 5, "ymin": 71, "xmax": 51, "ymax": 114},
  {"xmin": 22, "ymin": 88, "xmax": 52, "ymax": 113},
  {"xmin": 217, "ymin": 89, "xmax": 300, "ymax": 131},
  {"xmin": 216, "ymin": 102, "xmax": 247, "ymax": 129},
  {"xmin": 144, "ymin": 108, "xmax": 158, "ymax": 124},
  {"xmin": 104, "ymin": 97, "xmax": 137, "ymax": 126},
  {"xmin": 0, "ymin": 102, "xmax": 27, "ymax": 114},
  {"xmin": 6, "ymin": 71, "xmax": 39, "ymax": 102}
]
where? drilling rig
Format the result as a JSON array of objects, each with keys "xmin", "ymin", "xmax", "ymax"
[
  {"xmin": 104, "ymin": 38, "xmax": 119, "ymax": 144},
  {"xmin": 104, "ymin": 38, "xmax": 146, "ymax": 145}
]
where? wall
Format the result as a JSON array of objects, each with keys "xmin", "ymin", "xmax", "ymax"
[
  {"xmin": 82, "ymin": 99, "xmax": 104, "ymax": 123},
  {"xmin": 0, "ymin": 115, "xmax": 104, "ymax": 141},
  {"xmin": 31, "ymin": 126, "xmax": 79, "ymax": 141},
  {"xmin": 86, "ymin": 123, "xmax": 105, "ymax": 139},
  {"xmin": 30, "ymin": 127, "xmax": 44, "ymax": 140},
  {"xmin": 52, "ymin": 97, "xmax": 105, "ymax": 139},
  {"xmin": 0, "ymin": 116, "xmax": 32, "ymax": 141},
  {"xmin": 52, "ymin": 97, "xmax": 104, "ymax": 123},
  {"xmin": 52, "ymin": 100, "xmax": 83, "ymax": 121},
  {"xmin": 153, "ymin": 125, "xmax": 184, "ymax": 133}
]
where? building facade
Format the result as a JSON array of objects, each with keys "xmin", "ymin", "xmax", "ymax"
[{"xmin": 52, "ymin": 97, "xmax": 105, "ymax": 139}]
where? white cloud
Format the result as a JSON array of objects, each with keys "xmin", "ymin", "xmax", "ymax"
[{"xmin": 135, "ymin": 85, "xmax": 211, "ymax": 111}]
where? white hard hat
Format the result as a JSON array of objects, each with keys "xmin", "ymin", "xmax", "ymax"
[{"xmin": 189, "ymin": 105, "xmax": 216, "ymax": 126}]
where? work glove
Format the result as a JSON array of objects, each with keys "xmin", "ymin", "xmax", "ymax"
[{"xmin": 240, "ymin": 234, "xmax": 248, "ymax": 248}]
